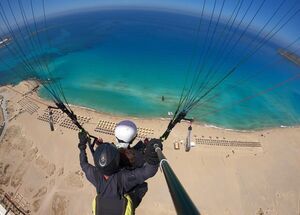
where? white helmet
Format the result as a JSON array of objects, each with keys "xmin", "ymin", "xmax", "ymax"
[{"xmin": 114, "ymin": 120, "xmax": 137, "ymax": 148}]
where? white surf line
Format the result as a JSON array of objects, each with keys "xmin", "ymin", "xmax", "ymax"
[{"xmin": 0, "ymin": 93, "xmax": 8, "ymax": 143}]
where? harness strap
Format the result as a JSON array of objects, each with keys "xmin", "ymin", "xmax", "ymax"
[
  {"xmin": 96, "ymin": 175, "xmax": 113, "ymax": 194},
  {"xmin": 117, "ymin": 172, "xmax": 124, "ymax": 198},
  {"xmin": 92, "ymin": 172, "xmax": 133, "ymax": 215}
]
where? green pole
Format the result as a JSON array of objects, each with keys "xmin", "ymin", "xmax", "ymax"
[{"xmin": 155, "ymin": 147, "xmax": 200, "ymax": 215}]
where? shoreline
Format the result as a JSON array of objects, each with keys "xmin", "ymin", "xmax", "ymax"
[
  {"xmin": 34, "ymin": 85, "xmax": 300, "ymax": 133},
  {"xmin": 2, "ymin": 79, "xmax": 300, "ymax": 140},
  {"xmin": 4, "ymin": 79, "xmax": 294, "ymax": 144},
  {"xmin": 3, "ymin": 80, "xmax": 300, "ymax": 148}
]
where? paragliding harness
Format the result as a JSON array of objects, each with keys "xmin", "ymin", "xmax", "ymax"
[
  {"xmin": 48, "ymin": 102, "xmax": 133, "ymax": 215},
  {"xmin": 50, "ymin": 102, "xmax": 199, "ymax": 214},
  {"xmin": 92, "ymin": 173, "xmax": 133, "ymax": 215}
]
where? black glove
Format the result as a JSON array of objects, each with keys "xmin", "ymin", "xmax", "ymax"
[
  {"xmin": 78, "ymin": 131, "xmax": 90, "ymax": 150},
  {"xmin": 145, "ymin": 138, "xmax": 163, "ymax": 165}
]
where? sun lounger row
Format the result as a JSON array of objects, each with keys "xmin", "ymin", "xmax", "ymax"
[
  {"xmin": 17, "ymin": 97, "xmax": 38, "ymax": 107},
  {"xmin": 37, "ymin": 110, "xmax": 61, "ymax": 124},
  {"xmin": 36, "ymin": 108, "xmax": 90, "ymax": 131},
  {"xmin": 60, "ymin": 121, "xmax": 81, "ymax": 131},
  {"xmin": 137, "ymin": 127, "xmax": 154, "ymax": 134},
  {"xmin": 59, "ymin": 117, "xmax": 87, "ymax": 131},
  {"xmin": 94, "ymin": 120, "xmax": 155, "ymax": 139},
  {"xmin": 50, "ymin": 109, "xmax": 64, "ymax": 115},
  {"xmin": 97, "ymin": 124, "xmax": 116, "ymax": 130},
  {"xmin": 195, "ymin": 138, "xmax": 261, "ymax": 147},
  {"xmin": 97, "ymin": 120, "xmax": 117, "ymax": 130},
  {"xmin": 94, "ymin": 120, "xmax": 115, "ymax": 135},
  {"xmin": 76, "ymin": 115, "xmax": 91, "ymax": 123},
  {"xmin": 137, "ymin": 134, "xmax": 151, "ymax": 139},
  {"xmin": 20, "ymin": 105, "xmax": 39, "ymax": 115},
  {"xmin": 17, "ymin": 97, "xmax": 39, "ymax": 114},
  {"xmin": 94, "ymin": 127, "xmax": 115, "ymax": 135},
  {"xmin": 136, "ymin": 127, "xmax": 154, "ymax": 139},
  {"xmin": 94, "ymin": 126, "xmax": 152, "ymax": 139}
]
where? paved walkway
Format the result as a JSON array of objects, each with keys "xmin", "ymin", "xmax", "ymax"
[{"xmin": 0, "ymin": 94, "xmax": 8, "ymax": 143}]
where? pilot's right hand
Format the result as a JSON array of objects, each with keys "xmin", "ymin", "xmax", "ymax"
[{"xmin": 145, "ymin": 139, "xmax": 163, "ymax": 165}]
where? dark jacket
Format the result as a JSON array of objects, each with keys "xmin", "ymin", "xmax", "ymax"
[
  {"xmin": 79, "ymin": 149, "xmax": 158, "ymax": 197},
  {"xmin": 119, "ymin": 148, "xmax": 145, "ymax": 170}
]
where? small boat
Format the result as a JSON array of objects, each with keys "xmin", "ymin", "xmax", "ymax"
[{"xmin": 0, "ymin": 37, "xmax": 11, "ymax": 48}]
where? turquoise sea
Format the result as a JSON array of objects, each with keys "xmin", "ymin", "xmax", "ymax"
[{"xmin": 0, "ymin": 9, "xmax": 299, "ymax": 130}]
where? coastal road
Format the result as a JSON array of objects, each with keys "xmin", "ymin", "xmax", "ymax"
[{"xmin": 0, "ymin": 94, "xmax": 8, "ymax": 143}]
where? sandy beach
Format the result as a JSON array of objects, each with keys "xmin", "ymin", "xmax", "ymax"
[{"xmin": 0, "ymin": 81, "xmax": 299, "ymax": 214}]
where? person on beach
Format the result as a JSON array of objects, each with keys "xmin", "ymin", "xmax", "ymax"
[{"xmin": 78, "ymin": 131, "xmax": 162, "ymax": 215}]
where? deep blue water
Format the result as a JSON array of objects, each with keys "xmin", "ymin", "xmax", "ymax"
[{"xmin": 0, "ymin": 9, "xmax": 299, "ymax": 130}]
